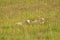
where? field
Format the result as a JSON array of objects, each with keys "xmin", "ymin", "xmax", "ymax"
[{"xmin": 0, "ymin": 0, "xmax": 60, "ymax": 40}]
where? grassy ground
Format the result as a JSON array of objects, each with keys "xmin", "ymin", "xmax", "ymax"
[{"xmin": 0, "ymin": 0, "xmax": 60, "ymax": 40}]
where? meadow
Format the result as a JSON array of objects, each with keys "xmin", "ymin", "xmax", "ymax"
[{"xmin": 0, "ymin": 0, "xmax": 60, "ymax": 40}]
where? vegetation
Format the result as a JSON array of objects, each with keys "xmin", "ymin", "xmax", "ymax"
[{"xmin": 0, "ymin": 0, "xmax": 60, "ymax": 40}]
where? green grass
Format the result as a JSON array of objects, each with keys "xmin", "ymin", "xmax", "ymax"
[{"xmin": 0, "ymin": 0, "xmax": 60, "ymax": 40}]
